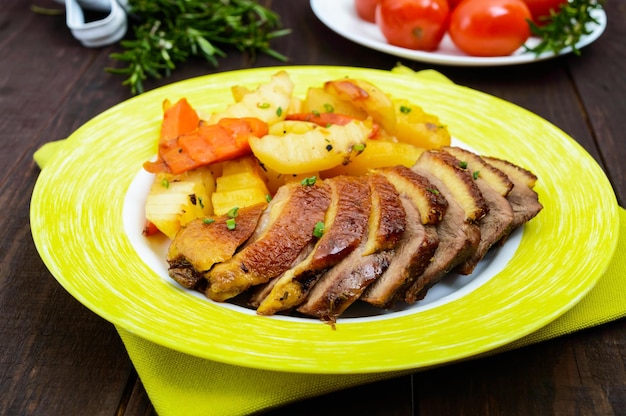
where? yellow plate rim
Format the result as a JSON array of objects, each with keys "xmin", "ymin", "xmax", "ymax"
[{"xmin": 30, "ymin": 66, "xmax": 619, "ymax": 373}]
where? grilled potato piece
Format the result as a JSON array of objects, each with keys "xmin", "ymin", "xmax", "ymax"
[
  {"xmin": 209, "ymin": 70, "xmax": 294, "ymax": 125},
  {"xmin": 145, "ymin": 166, "xmax": 215, "ymax": 239},
  {"xmin": 324, "ymin": 78, "xmax": 396, "ymax": 133},
  {"xmin": 211, "ymin": 156, "xmax": 270, "ymax": 216},
  {"xmin": 393, "ymin": 98, "xmax": 451, "ymax": 149},
  {"xmin": 249, "ymin": 120, "xmax": 371, "ymax": 175}
]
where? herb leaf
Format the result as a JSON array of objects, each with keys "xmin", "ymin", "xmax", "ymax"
[
  {"xmin": 525, "ymin": 0, "xmax": 603, "ymax": 56},
  {"xmin": 107, "ymin": 0, "xmax": 290, "ymax": 94}
]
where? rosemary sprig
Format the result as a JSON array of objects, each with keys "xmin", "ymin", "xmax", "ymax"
[
  {"xmin": 525, "ymin": 0, "xmax": 604, "ymax": 56},
  {"xmin": 107, "ymin": 0, "xmax": 291, "ymax": 95}
]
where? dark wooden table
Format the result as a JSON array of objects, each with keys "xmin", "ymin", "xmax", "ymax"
[{"xmin": 2, "ymin": 1, "xmax": 624, "ymax": 414}]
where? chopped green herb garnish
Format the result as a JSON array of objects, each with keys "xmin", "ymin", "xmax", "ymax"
[
  {"xmin": 427, "ymin": 188, "xmax": 440, "ymax": 195},
  {"xmin": 227, "ymin": 206, "xmax": 239, "ymax": 218},
  {"xmin": 198, "ymin": 197, "xmax": 204, "ymax": 209},
  {"xmin": 323, "ymin": 103, "xmax": 334, "ymax": 113},
  {"xmin": 313, "ymin": 221, "xmax": 325, "ymax": 238},
  {"xmin": 276, "ymin": 106, "xmax": 283, "ymax": 117},
  {"xmin": 203, "ymin": 218, "xmax": 215, "ymax": 224},
  {"xmin": 459, "ymin": 161, "xmax": 468, "ymax": 169},
  {"xmin": 353, "ymin": 143, "xmax": 366, "ymax": 152},
  {"xmin": 312, "ymin": 110, "xmax": 320, "ymax": 117},
  {"xmin": 160, "ymin": 178, "xmax": 170, "ymax": 188},
  {"xmin": 301, "ymin": 176, "xmax": 317, "ymax": 186},
  {"xmin": 399, "ymin": 105, "xmax": 412, "ymax": 114},
  {"xmin": 265, "ymin": 194, "xmax": 272, "ymax": 202},
  {"xmin": 226, "ymin": 218, "xmax": 236, "ymax": 230},
  {"xmin": 472, "ymin": 170, "xmax": 480, "ymax": 180},
  {"xmin": 257, "ymin": 102, "xmax": 270, "ymax": 109}
]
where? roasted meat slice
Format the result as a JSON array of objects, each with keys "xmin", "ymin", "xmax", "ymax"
[
  {"xmin": 360, "ymin": 197, "xmax": 439, "ymax": 308},
  {"xmin": 166, "ymin": 203, "xmax": 267, "ymax": 289},
  {"xmin": 442, "ymin": 147, "xmax": 514, "ymax": 274},
  {"xmin": 376, "ymin": 165, "xmax": 448, "ymax": 224},
  {"xmin": 483, "ymin": 156, "xmax": 543, "ymax": 233},
  {"xmin": 205, "ymin": 181, "xmax": 332, "ymax": 302},
  {"xmin": 362, "ymin": 173, "xmax": 406, "ymax": 256},
  {"xmin": 443, "ymin": 147, "xmax": 514, "ymax": 197},
  {"xmin": 414, "ymin": 150, "xmax": 489, "ymax": 222},
  {"xmin": 296, "ymin": 173, "xmax": 405, "ymax": 322},
  {"xmin": 254, "ymin": 176, "xmax": 371, "ymax": 315},
  {"xmin": 403, "ymin": 167, "xmax": 481, "ymax": 303},
  {"xmin": 456, "ymin": 177, "xmax": 514, "ymax": 274}
]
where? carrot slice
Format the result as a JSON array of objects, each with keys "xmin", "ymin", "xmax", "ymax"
[
  {"xmin": 160, "ymin": 98, "xmax": 200, "ymax": 142},
  {"xmin": 146, "ymin": 116, "xmax": 269, "ymax": 174},
  {"xmin": 144, "ymin": 95, "xmax": 269, "ymax": 174}
]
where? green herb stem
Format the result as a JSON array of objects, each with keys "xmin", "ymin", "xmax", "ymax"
[
  {"xmin": 107, "ymin": 0, "xmax": 290, "ymax": 94},
  {"xmin": 525, "ymin": 0, "xmax": 603, "ymax": 56}
]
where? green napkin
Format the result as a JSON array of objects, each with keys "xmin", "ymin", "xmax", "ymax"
[
  {"xmin": 118, "ymin": 209, "xmax": 625, "ymax": 416},
  {"xmin": 34, "ymin": 68, "xmax": 625, "ymax": 416}
]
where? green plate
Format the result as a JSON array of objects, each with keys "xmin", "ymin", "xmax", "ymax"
[{"xmin": 30, "ymin": 66, "xmax": 619, "ymax": 373}]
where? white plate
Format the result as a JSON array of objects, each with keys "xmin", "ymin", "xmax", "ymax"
[
  {"xmin": 31, "ymin": 67, "xmax": 619, "ymax": 373},
  {"xmin": 310, "ymin": 0, "xmax": 607, "ymax": 66}
]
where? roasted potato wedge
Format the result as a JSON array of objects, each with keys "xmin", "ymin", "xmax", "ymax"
[{"xmin": 324, "ymin": 78, "xmax": 396, "ymax": 133}]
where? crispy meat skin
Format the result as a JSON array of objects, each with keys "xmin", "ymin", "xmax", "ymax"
[
  {"xmin": 362, "ymin": 173, "xmax": 406, "ymax": 256},
  {"xmin": 442, "ymin": 147, "xmax": 514, "ymax": 274},
  {"xmin": 296, "ymin": 173, "xmax": 406, "ymax": 322},
  {"xmin": 376, "ymin": 165, "xmax": 448, "ymax": 224},
  {"xmin": 360, "ymin": 197, "xmax": 439, "ymax": 308},
  {"xmin": 309, "ymin": 176, "xmax": 372, "ymax": 269},
  {"xmin": 206, "ymin": 182, "xmax": 331, "ymax": 302},
  {"xmin": 254, "ymin": 176, "xmax": 371, "ymax": 315},
  {"xmin": 167, "ymin": 203, "xmax": 266, "ymax": 289},
  {"xmin": 165, "ymin": 146, "xmax": 541, "ymax": 321},
  {"xmin": 414, "ymin": 150, "xmax": 488, "ymax": 222},
  {"xmin": 443, "ymin": 147, "xmax": 514, "ymax": 197}
]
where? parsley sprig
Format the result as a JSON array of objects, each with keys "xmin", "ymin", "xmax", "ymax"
[
  {"xmin": 107, "ymin": 0, "xmax": 290, "ymax": 94},
  {"xmin": 525, "ymin": 0, "xmax": 604, "ymax": 56}
]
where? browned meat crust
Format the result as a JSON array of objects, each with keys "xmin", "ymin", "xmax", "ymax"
[
  {"xmin": 403, "ymin": 167, "xmax": 481, "ymax": 303},
  {"xmin": 253, "ymin": 176, "xmax": 371, "ymax": 315},
  {"xmin": 414, "ymin": 150, "xmax": 489, "ymax": 222},
  {"xmin": 441, "ymin": 148, "xmax": 515, "ymax": 274},
  {"xmin": 164, "ymin": 147, "xmax": 542, "ymax": 322},
  {"xmin": 296, "ymin": 174, "xmax": 406, "ymax": 322},
  {"xmin": 482, "ymin": 156, "xmax": 543, "ymax": 234},
  {"xmin": 362, "ymin": 173, "xmax": 406, "ymax": 255},
  {"xmin": 376, "ymin": 165, "xmax": 448, "ymax": 225},
  {"xmin": 360, "ymin": 197, "xmax": 439, "ymax": 308},
  {"xmin": 443, "ymin": 147, "xmax": 514, "ymax": 197},
  {"xmin": 205, "ymin": 182, "xmax": 332, "ymax": 302},
  {"xmin": 167, "ymin": 203, "xmax": 267, "ymax": 289}
]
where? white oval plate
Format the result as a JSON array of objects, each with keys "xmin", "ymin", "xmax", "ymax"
[{"xmin": 310, "ymin": 0, "xmax": 607, "ymax": 66}]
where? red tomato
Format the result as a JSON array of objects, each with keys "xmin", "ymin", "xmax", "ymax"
[
  {"xmin": 449, "ymin": 0, "xmax": 531, "ymax": 57},
  {"xmin": 447, "ymin": 0, "xmax": 463, "ymax": 9},
  {"xmin": 376, "ymin": 0, "xmax": 450, "ymax": 51},
  {"xmin": 355, "ymin": 0, "xmax": 380, "ymax": 23},
  {"xmin": 522, "ymin": 0, "xmax": 567, "ymax": 24}
]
